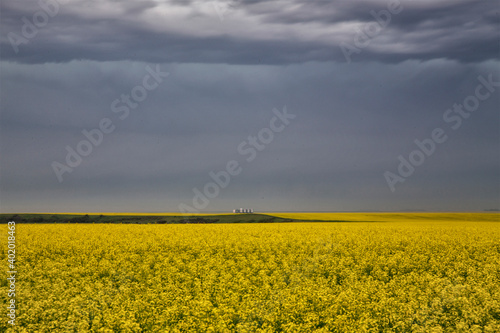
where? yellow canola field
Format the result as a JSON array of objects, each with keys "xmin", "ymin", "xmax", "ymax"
[{"xmin": 2, "ymin": 221, "xmax": 500, "ymax": 332}]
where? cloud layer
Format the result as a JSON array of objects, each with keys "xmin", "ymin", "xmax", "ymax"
[{"xmin": 1, "ymin": 0, "xmax": 499, "ymax": 64}]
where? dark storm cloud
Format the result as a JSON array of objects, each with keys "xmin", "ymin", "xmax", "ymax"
[{"xmin": 1, "ymin": 0, "xmax": 498, "ymax": 64}]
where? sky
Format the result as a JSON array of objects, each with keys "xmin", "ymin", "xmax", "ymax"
[{"xmin": 0, "ymin": 0, "xmax": 499, "ymax": 213}]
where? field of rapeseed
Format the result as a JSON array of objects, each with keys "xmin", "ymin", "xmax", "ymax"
[{"xmin": 1, "ymin": 219, "xmax": 500, "ymax": 332}]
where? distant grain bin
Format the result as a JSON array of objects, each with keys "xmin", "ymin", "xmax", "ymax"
[{"xmin": 233, "ymin": 208, "xmax": 254, "ymax": 213}]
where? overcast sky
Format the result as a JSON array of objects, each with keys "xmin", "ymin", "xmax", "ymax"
[{"xmin": 1, "ymin": 0, "xmax": 499, "ymax": 213}]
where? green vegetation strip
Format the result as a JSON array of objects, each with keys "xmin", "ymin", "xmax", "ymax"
[{"xmin": 0, "ymin": 213, "xmax": 297, "ymax": 224}]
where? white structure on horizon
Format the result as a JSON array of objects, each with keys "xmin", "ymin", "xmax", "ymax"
[{"xmin": 233, "ymin": 208, "xmax": 254, "ymax": 213}]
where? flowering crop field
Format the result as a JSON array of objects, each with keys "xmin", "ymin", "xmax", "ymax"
[{"xmin": 2, "ymin": 218, "xmax": 500, "ymax": 332}]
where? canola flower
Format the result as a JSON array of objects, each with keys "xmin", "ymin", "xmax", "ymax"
[{"xmin": 1, "ymin": 219, "xmax": 499, "ymax": 332}]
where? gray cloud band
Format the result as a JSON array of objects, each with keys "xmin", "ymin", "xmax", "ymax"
[
  {"xmin": 340, "ymin": 0, "xmax": 404, "ymax": 63},
  {"xmin": 7, "ymin": 0, "xmax": 65, "ymax": 54},
  {"xmin": 2, "ymin": 0, "xmax": 497, "ymax": 64},
  {"xmin": 210, "ymin": 0, "xmax": 237, "ymax": 22},
  {"xmin": 384, "ymin": 74, "xmax": 500, "ymax": 193}
]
